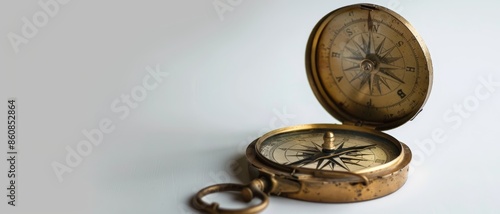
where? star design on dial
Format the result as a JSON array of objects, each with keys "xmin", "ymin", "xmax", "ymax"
[
  {"xmin": 341, "ymin": 12, "xmax": 406, "ymax": 95},
  {"xmin": 285, "ymin": 141, "xmax": 375, "ymax": 171}
]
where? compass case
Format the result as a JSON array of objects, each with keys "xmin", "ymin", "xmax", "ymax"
[
  {"xmin": 194, "ymin": 4, "xmax": 433, "ymax": 212},
  {"xmin": 246, "ymin": 3, "xmax": 431, "ymax": 203},
  {"xmin": 246, "ymin": 124, "xmax": 413, "ymax": 202},
  {"xmin": 247, "ymin": 144, "xmax": 412, "ymax": 202}
]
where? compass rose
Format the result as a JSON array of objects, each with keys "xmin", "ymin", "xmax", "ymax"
[
  {"xmin": 341, "ymin": 12, "xmax": 406, "ymax": 95},
  {"xmin": 286, "ymin": 132, "xmax": 375, "ymax": 171}
]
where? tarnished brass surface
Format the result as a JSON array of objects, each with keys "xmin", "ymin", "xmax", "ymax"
[
  {"xmin": 306, "ymin": 4, "xmax": 432, "ymax": 130},
  {"xmin": 193, "ymin": 3, "xmax": 431, "ymax": 213},
  {"xmin": 192, "ymin": 180, "xmax": 269, "ymax": 214},
  {"xmin": 245, "ymin": 124, "xmax": 412, "ymax": 202}
]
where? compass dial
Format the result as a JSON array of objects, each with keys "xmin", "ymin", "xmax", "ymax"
[
  {"xmin": 257, "ymin": 127, "xmax": 401, "ymax": 173},
  {"xmin": 306, "ymin": 4, "xmax": 432, "ymax": 129}
]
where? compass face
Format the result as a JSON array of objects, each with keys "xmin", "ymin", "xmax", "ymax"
[
  {"xmin": 306, "ymin": 4, "xmax": 432, "ymax": 129},
  {"xmin": 257, "ymin": 128, "xmax": 400, "ymax": 173}
]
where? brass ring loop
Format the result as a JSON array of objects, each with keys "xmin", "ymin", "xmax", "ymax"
[{"xmin": 192, "ymin": 183, "xmax": 269, "ymax": 214}]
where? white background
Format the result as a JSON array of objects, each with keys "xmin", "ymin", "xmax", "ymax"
[{"xmin": 1, "ymin": 0, "xmax": 499, "ymax": 213}]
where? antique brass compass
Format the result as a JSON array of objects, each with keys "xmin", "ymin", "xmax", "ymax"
[{"xmin": 193, "ymin": 3, "xmax": 432, "ymax": 213}]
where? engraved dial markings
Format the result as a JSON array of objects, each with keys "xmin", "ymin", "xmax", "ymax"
[
  {"xmin": 343, "ymin": 15, "xmax": 406, "ymax": 95},
  {"xmin": 259, "ymin": 129, "xmax": 398, "ymax": 172}
]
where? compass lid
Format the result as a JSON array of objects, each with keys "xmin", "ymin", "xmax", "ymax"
[{"xmin": 305, "ymin": 4, "xmax": 432, "ymax": 130}]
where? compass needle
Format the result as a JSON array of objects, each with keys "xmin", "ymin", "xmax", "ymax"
[{"xmin": 367, "ymin": 10, "xmax": 374, "ymax": 32}]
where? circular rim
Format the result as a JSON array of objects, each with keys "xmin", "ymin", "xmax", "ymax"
[
  {"xmin": 251, "ymin": 123, "xmax": 406, "ymax": 178},
  {"xmin": 305, "ymin": 4, "xmax": 433, "ymax": 130}
]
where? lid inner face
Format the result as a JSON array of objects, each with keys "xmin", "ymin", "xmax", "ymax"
[{"xmin": 306, "ymin": 5, "xmax": 432, "ymax": 130}]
